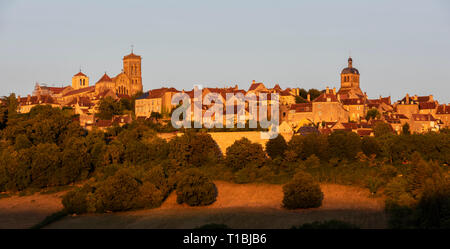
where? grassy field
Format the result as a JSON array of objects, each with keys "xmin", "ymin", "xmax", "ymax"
[
  {"xmin": 41, "ymin": 181, "xmax": 387, "ymax": 229},
  {"xmin": 0, "ymin": 191, "xmax": 64, "ymax": 229}
]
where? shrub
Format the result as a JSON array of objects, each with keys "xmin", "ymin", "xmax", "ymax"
[
  {"xmin": 176, "ymin": 168, "xmax": 217, "ymax": 206},
  {"xmin": 93, "ymin": 169, "xmax": 141, "ymax": 212},
  {"xmin": 265, "ymin": 135, "xmax": 287, "ymax": 159},
  {"xmin": 168, "ymin": 131, "xmax": 222, "ymax": 167},
  {"xmin": 292, "ymin": 220, "xmax": 359, "ymax": 229},
  {"xmin": 287, "ymin": 134, "xmax": 329, "ymax": 161},
  {"xmin": 361, "ymin": 136, "xmax": 381, "ymax": 158},
  {"xmin": 328, "ymin": 130, "xmax": 361, "ymax": 160},
  {"xmin": 62, "ymin": 185, "xmax": 94, "ymax": 214},
  {"xmin": 225, "ymin": 137, "xmax": 265, "ymax": 171},
  {"xmin": 282, "ymin": 171, "xmax": 323, "ymax": 209},
  {"xmin": 134, "ymin": 182, "xmax": 165, "ymax": 209}
]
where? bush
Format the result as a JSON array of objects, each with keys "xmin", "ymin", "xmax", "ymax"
[
  {"xmin": 287, "ymin": 134, "xmax": 329, "ymax": 161},
  {"xmin": 282, "ymin": 171, "xmax": 323, "ymax": 209},
  {"xmin": 176, "ymin": 168, "xmax": 217, "ymax": 206},
  {"xmin": 62, "ymin": 184, "xmax": 94, "ymax": 214},
  {"xmin": 265, "ymin": 135, "xmax": 287, "ymax": 159},
  {"xmin": 292, "ymin": 220, "xmax": 359, "ymax": 229},
  {"xmin": 361, "ymin": 136, "xmax": 381, "ymax": 158},
  {"xmin": 168, "ymin": 131, "xmax": 222, "ymax": 167},
  {"xmin": 225, "ymin": 137, "xmax": 266, "ymax": 171},
  {"xmin": 93, "ymin": 169, "xmax": 141, "ymax": 212},
  {"xmin": 328, "ymin": 130, "xmax": 361, "ymax": 160}
]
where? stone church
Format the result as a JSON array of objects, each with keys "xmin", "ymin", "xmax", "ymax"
[{"xmin": 95, "ymin": 51, "xmax": 143, "ymax": 96}]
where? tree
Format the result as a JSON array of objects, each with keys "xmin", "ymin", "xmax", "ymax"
[
  {"xmin": 225, "ymin": 137, "xmax": 266, "ymax": 171},
  {"xmin": 402, "ymin": 123, "xmax": 411, "ymax": 135},
  {"xmin": 97, "ymin": 96, "xmax": 122, "ymax": 120},
  {"xmin": 266, "ymin": 135, "xmax": 288, "ymax": 159},
  {"xmin": 295, "ymin": 96, "xmax": 308, "ymax": 104},
  {"xmin": 361, "ymin": 136, "xmax": 381, "ymax": 158},
  {"xmin": 308, "ymin": 89, "xmax": 321, "ymax": 101},
  {"xmin": 282, "ymin": 171, "xmax": 323, "ymax": 209},
  {"xmin": 176, "ymin": 168, "xmax": 217, "ymax": 206},
  {"xmin": 150, "ymin": 111, "xmax": 162, "ymax": 120},
  {"xmin": 373, "ymin": 122, "xmax": 393, "ymax": 137},
  {"xmin": 365, "ymin": 108, "xmax": 380, "ymax": 121},
  {"xmin": 328, "ymin": 130, "xmax": 362, "ymax": 160},
  {"xmin": 168, "ymin": 131, "xmax": 222, "ymax": 168},
  {"xmin": 94, "ymin": 169, "xmax": 141, "ymax": 212}
]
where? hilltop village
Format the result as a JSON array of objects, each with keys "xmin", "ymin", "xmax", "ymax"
[{"xmin": 8, "ymin": 51, "xmax": 450, "ymax": 135}]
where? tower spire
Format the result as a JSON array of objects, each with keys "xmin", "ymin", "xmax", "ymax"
[{"xmin": 131, "ymin": 44, "xmax": 134, "ymax": 54}]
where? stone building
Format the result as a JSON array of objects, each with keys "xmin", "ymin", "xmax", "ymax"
[
  {"xmin": 135, "ymin": 87, "xmax": 180, "ymax": 118},
  {"xmin": 93, "ymin": 52, "xmax": 143, "ymax": 96}
]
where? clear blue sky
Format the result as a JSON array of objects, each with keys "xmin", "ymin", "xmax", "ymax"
[{"xmin": 1, "ymin": 0, "xmax": 449, "ymax": 103}]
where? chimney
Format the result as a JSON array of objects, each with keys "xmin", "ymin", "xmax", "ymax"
[
  {"xmin": 27, "ymin": 94, "xmax": 31, "ymax": 102},
  {"xmin": 429, "ymin": 95, "xmax": 433, "ymax": 102},
  {"xmin": 252, "ymin": 80, "xmax": 256, "ymax": 84},
  {"xmin": 406, "ymin": 93, "xmax": 410, "ymax": 104},
  {"xmin": 326, "ymin": 87, "xmax": 329, "ymax": 94},
  {"xmin": 235, "ymin": 84, "xmax": 238, "ymax": 90},
  {"xmin": 18, "ymin": 95, "xmax": 21, "ymax": 101},
  {"xmin": 332, "ymin": 87, "xmax": 336, "ymax": 94},
  {"xmin": 414, "ymin": 94, "xmax": 418, "ymax": 101},
  {"xmin": 307, "ymin": 93, "xmax": 311, "ymax": 102}
]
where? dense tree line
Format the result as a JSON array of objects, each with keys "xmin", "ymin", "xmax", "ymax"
[{"xmin": 0, "ymin": 97, "xmax": 448, "ymax": 226}]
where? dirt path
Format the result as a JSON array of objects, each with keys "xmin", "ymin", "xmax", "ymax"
[
  {"xmin": 0, "ymin": 192, "xmax": 64, "ymax": 229},
  {"xmin": 45, "ymin": 181, "xmax": 387, "ymax": 229}
]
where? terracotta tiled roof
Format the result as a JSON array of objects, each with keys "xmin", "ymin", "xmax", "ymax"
[
  {"xmin": 412, "ymin": 114, "xmax": 436, "ymax": 121},
  {"xmin": 112, "ymin": 115, "xmax": 132, "ymax": 125},
  {"xmin": 248, "ymin": 82, "xmax": 266, "ymax": 91},
  {"xmin": 436, "ymin": 104, "xmax": 450, "ymax": 114},
  {"xmin": 96, "ymin": 119, "xmax": 113, "ymax": 128},
  {"xmin": 341, "ymin": 98, "xmax": 364, "ymax": 105},
  {"xmin": 74, "ymin": 71, "xmax": 87, "ymax": 77},
  {"xmin": 18, "ymin": 95, "xmax": 57, "ymax": 105},
  {"xmin": 341, "ymin": 122, "xmax": 359, "ymax": 130},
  {"xmin": 63, "ymin": 86, "xmax": 95, "ymax": 97},
  {"xmin": 290, "ymin": 103, "xmax": 312, "ymax": 112},
  {"xmin": 313, "ymin": 93, "xmax": 339, "ymax": 102},
  {"xmin": 123, "ymin": 53, "xmax": 141, "ymax": 60},
  {"xmin": 280, "ymin": 89, "xmax": 293, "ymax": 96},
  {"xmin": 419, "ymin": 102, "xmax": 437, "ymax": 110},
  {"xmin": 357, "ymin": 129, "xmax": 373, "ymax": 136},
  {"xmin": 96, "ymin": 73, "xmax": 113, "ymax": 83},
  {"xmin": 47, "ymin": 86, "xmax": 68, "ymax": 94}
]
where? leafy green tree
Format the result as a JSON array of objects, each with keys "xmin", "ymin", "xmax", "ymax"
[
  {"xmin": 373, "ymin": 122, "xmax": 393, "ymax": 137},
  {"xmin": 402, "ymin": 123, "xmax": 411, "ymax": 135},
  {"xmin": 361, "ymin": 136, "xmax": 381, "ymax": 157},
  {"xmin": 176, "ymin": 168, "xmax": 217, "ymax": 206},
  {"xmin": 308, "ymin": 89, "xmax": 321, "ymax": 101},
  {"xmin": 295, "ymin": 96, "xmax": 308, "ymax": 104},
  {"xmin": 97, "ymin": 96, "xmax": 122, "ymax": 120},
  {"xmin": 168, "ymin": 131, "xmax": 222, "ymax": 168},
  {"xmin": 225, "ymin": 137, "xmax": 266, "ymax": 171},
  {"xmin": 266, "ymin": 135, "xmax": 288, "ymax": 159},
  {"xmin": 30, "ymin": 143, "xmax": 61, "ymax": 188},
  {"xmin": 283, "ymin": 171, "xmax": 323, "ymax": 209},
  {"xmin": 328, "ymin": 130, "xmax": 362, "ymax": 160},
  {"xmin": 94, "ymin": 169, "xmax": 141, "ymax": 212},
  {"xmin": 365, "ymin": 108, "xmax": 380, "ymax": 121}
]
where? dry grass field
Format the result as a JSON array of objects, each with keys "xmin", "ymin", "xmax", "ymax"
[
  {"xmin": 0, "ymin": 192, "xmax": 64, "ymax": 229},
  {"xmin": 42, "ymin": 181, "xmax": 387, "ymax": 229}
]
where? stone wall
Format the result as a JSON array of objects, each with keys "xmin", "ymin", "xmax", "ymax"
[
  {"xmin": 208, "ymin": 131, "xmax": 293, "ymax": 154},
  {"xmin": 157, "ymin": 131, "xmax": 293, "ymax": 154}
]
